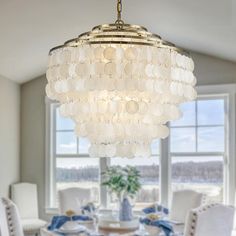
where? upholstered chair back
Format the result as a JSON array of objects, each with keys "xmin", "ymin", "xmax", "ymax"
[
  {"xmin": 0, "ymin": 198, "xmax": 24, "ymax": 236},
  {"xmin": 58, "ymin": 187, "xmax": 91, "ymax": 215},
  {"xmin": 11, "ymin": 182, "xmax": 39, "ymax": 219},
  {"xmin": 0, "ymin": 198, "xmax": 10, "ymax": 236},
  {"xmin": 184, "ymin": 204, "xmax": 235, "ymax": 236},
  {"xmin": 170, "ymin": 190, "xmax": 204, "ymax": 223}
]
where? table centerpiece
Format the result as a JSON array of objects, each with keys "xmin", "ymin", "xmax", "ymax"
[{"xmin": 102, "ymin": 166, "xmax": 141, "ymax": 222}]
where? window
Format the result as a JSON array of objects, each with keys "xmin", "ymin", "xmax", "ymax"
[
  {"xmin": 170, "ymin": 97, "xmax": 226, "ymax": 203},
  {"xmin": 47, "ymin": 103, "xmax": 160, "ymax": 209},
  {"xmin": 50, "ymin": 104, "xmax": 100, "ymax": 208},
  {"xmin": 46, "ymin": 85, "xmax": 234, "ymax": 212}
]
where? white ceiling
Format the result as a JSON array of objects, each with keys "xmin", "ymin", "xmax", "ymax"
[{"xmin": 0, "ymin": 0, "xmax": 235, "ymax": 83}]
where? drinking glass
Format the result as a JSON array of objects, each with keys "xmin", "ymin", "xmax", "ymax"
[
  {"xmin": 87, "ymin": 204, "xmax": 100, "ymax": 235},
  {"xmin": 135, "ymin": 216, "xmax": 148, "ymax": 236}
]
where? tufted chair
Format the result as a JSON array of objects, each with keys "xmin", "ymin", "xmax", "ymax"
[
  {"xmin": 184, "ymin": 203, "xmax": 235, "ymax": 236},
  {"xmin": 11, "ymin": 183, "xmax": 47, "ymax": 236},
  {"xmin": 0, "ymin": 198, "xmax": 24, "ymax": 236},
  {"xmin": 170, "ymin": 190, "xmax": 204, "ymax": 224},
  {"xmin": 58, "ymin": 187, "xmax": 91, "ymax": 215}
]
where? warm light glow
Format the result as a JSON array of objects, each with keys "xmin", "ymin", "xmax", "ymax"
[{"xmin": 46, "ymin": 41, "xmax": 196, "ymax": 158}]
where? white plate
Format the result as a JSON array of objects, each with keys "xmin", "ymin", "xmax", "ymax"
[
  {"xmin": 57, "ymin": 225, "xmax": 86, "ymax": 234},
  {"xmin": 98, "ymin": 216, "xmax": 139, "ymax": 230},
  {"xmin": 77, "ymin": 219, "xmax": 93, "ymax": 224}
]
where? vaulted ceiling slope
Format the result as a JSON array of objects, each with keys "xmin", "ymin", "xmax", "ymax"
[{"xmin": 0, "ymin": 0, "xmax": 235, "ymax": 83}]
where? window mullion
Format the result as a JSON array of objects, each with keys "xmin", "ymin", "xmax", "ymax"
[
  {"xmin": 100, "ymin": 157, "xmax": 109, "ymax": 208},
  {"xmin": 196, "ymin": 100, "xmax": 198, "ymax": 152},
  {"xmin": 160, "ymin": 130, "xmax": 171, "ymax": 207},
  {"xmin": 52, "ymin": 105, "xmax": 57, "ymax": 208},
  {"xmin": 77, "ymin": 137, "xmax": 79, "ymax": 154}
]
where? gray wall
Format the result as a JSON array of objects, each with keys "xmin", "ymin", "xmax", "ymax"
[
  {"xmin": 191, "ymin": 52, "xmax": 236, "ymax": 85},
  {"xmin": 20, "ymin": 76, "xmax": 47, "ymax": 219},
  {"xmin": 20, "ymin": 52, "xmax": 236, "ymax": 220},
  {"xmin": 0, "ymin": 76, "xmax": 20, "ymax": 197}
]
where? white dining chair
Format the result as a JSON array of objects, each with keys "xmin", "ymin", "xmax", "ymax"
[
  {"xmin": 184, "ymin": 203, "xmax": 235, "ymax": 236},
  {"xmin": 170, "ymin": 190, "xmax": 204, "ymax": 224},
  {"xmin": 58, "ymin": 187, "xmax": 91, "ymax": 215},
  {"xmin": 0, "ymin": 198, "xmax": 10, "ymax": 236},
  {"xmin": 0, "ymin": 198, "xmax": 24, "ymax": 236},
  {"xmin": 11, "ymin": 183, "xmax": 47, "ymax": 236}
]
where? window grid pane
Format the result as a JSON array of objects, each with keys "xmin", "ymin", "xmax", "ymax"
[
  {"xmin": 197, "ymin": 126, "xmax": 225, "ymax": 152},
  {"xmin": 56, "ymin": 131, "xmax": 77, "ymax": 155},
  {"xmin": 171, "ymin": 101, "xmax": 196, "ymax": 127},
  {"xmin": 170, "ymin": 98, "xmax": 225, "ymax": 154},
  {"xmin": 197, "ymin": 99, "xmax": 225, "ymax": 126},
  {"xmin": 56, "ymin": 107, "xmax": 75, "ymax": 131},
  {"xmin": 170, "ymin": 127, "xmax": 196, "ymax": 153}
]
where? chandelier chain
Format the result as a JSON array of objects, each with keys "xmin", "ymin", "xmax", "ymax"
[
  {"xmin": 117, "ymin": 0, "xmax": 122, "ymax": 21},
  {"xmin": 115, "ymin": 0, "xmax": 124, "ymax": 27}
]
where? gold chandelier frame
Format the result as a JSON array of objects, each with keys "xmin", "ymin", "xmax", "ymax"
[{"xmin": 49, "ymin": 0, "xmax": 188, "ymax": 55}]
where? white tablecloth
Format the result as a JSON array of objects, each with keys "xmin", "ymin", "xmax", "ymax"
[
  {"xmin": 40, "ymin": 219, "xmax": 184, "ymax": 236},
  {"xmin": 41, "ymin": 228, "xmax": 55, "ymax": 236},
  {"xmin": 40, "ymin": 228, "xmax": 133, "ymax": 236}
]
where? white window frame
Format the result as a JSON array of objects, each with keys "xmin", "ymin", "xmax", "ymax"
[
  {"xmin": 161, "ymin": 84, "xmax": 235, "ymax": 207},
  {"xmin": 45, "ymin": 84, "xmax": 236, "ymax": 214},
  {"xmin": 196, "ymin": 84, "xmax": 236, "ymax": 205},
  {"xmin": 170, "ymin": 94, "xmax": 228, "ymax": 203}
]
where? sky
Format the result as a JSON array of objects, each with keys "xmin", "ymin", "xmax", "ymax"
[{"xmin": 56, "ymin": 99, "xmax": 225, "ymax": 168}]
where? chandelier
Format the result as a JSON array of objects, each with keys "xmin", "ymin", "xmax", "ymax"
[{"xmin": 46, "ymin": 0, "xmax": 197, "ymax": 158}]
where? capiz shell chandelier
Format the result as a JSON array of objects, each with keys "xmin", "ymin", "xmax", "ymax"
[{"xmin": 46, "ymin": 0, "xmax": 197, "ymax": 158}]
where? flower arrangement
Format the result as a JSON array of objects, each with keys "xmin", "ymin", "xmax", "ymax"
[
  {"xmin": 102, "ymin": 166, "xmax": 141, "ymax": 221},
  {"xmin": 102, "ymin": 166, "xmax": 141, "ymax": 199}
]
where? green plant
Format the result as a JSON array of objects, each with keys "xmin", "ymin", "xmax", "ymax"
[{"xmin": 102, "ymin": 166, "xmax": 141, "ymax": 199}]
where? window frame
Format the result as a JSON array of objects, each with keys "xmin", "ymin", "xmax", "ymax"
[
  {"xmin": 164, "ymin": 85, "xmax": 235, "ymax": 206},
  {"xmin": 45, "ymin": 84, "xmax": 236, "ymax": 214},
  {"xmin": 196, "ymin": 85, "xmax": 236, "ymax": 205},
  {"xmin": 169, "ymin": 95, "xmax": 227, "ymax": 204}
]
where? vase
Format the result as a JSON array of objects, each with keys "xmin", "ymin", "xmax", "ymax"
[{"xmin": 119, "ymin": 196, "xmax": 133, "ymax": 221}]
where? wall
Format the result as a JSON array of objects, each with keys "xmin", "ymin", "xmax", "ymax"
[
  {"xmin": 0, "ymin": 76, "xmax": 20, "ymax": 197},
  {"xmin": 20, "ymin": 52, "xmax": 236, "ymax": 220},
  {"xmin": 191, "ymin": 52, "xmax": 236, "ymax": 85},
  {"xmin": 20, "ymin": 76, "xmax": 47, "ymax": 219}
]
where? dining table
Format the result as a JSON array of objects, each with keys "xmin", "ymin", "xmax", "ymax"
[{"xmin": 40, "ymin": 208, "xmax": 184, "ymax": 236}]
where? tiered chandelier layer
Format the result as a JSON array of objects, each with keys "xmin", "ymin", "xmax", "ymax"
[{"xmin": 46, "ymin": 0, "xmax": 197, "ymax": 158}]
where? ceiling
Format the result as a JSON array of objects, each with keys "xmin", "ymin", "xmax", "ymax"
[{"xmin": 0, "ymin": 0, "xmax": 235, "ymax": 83}]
